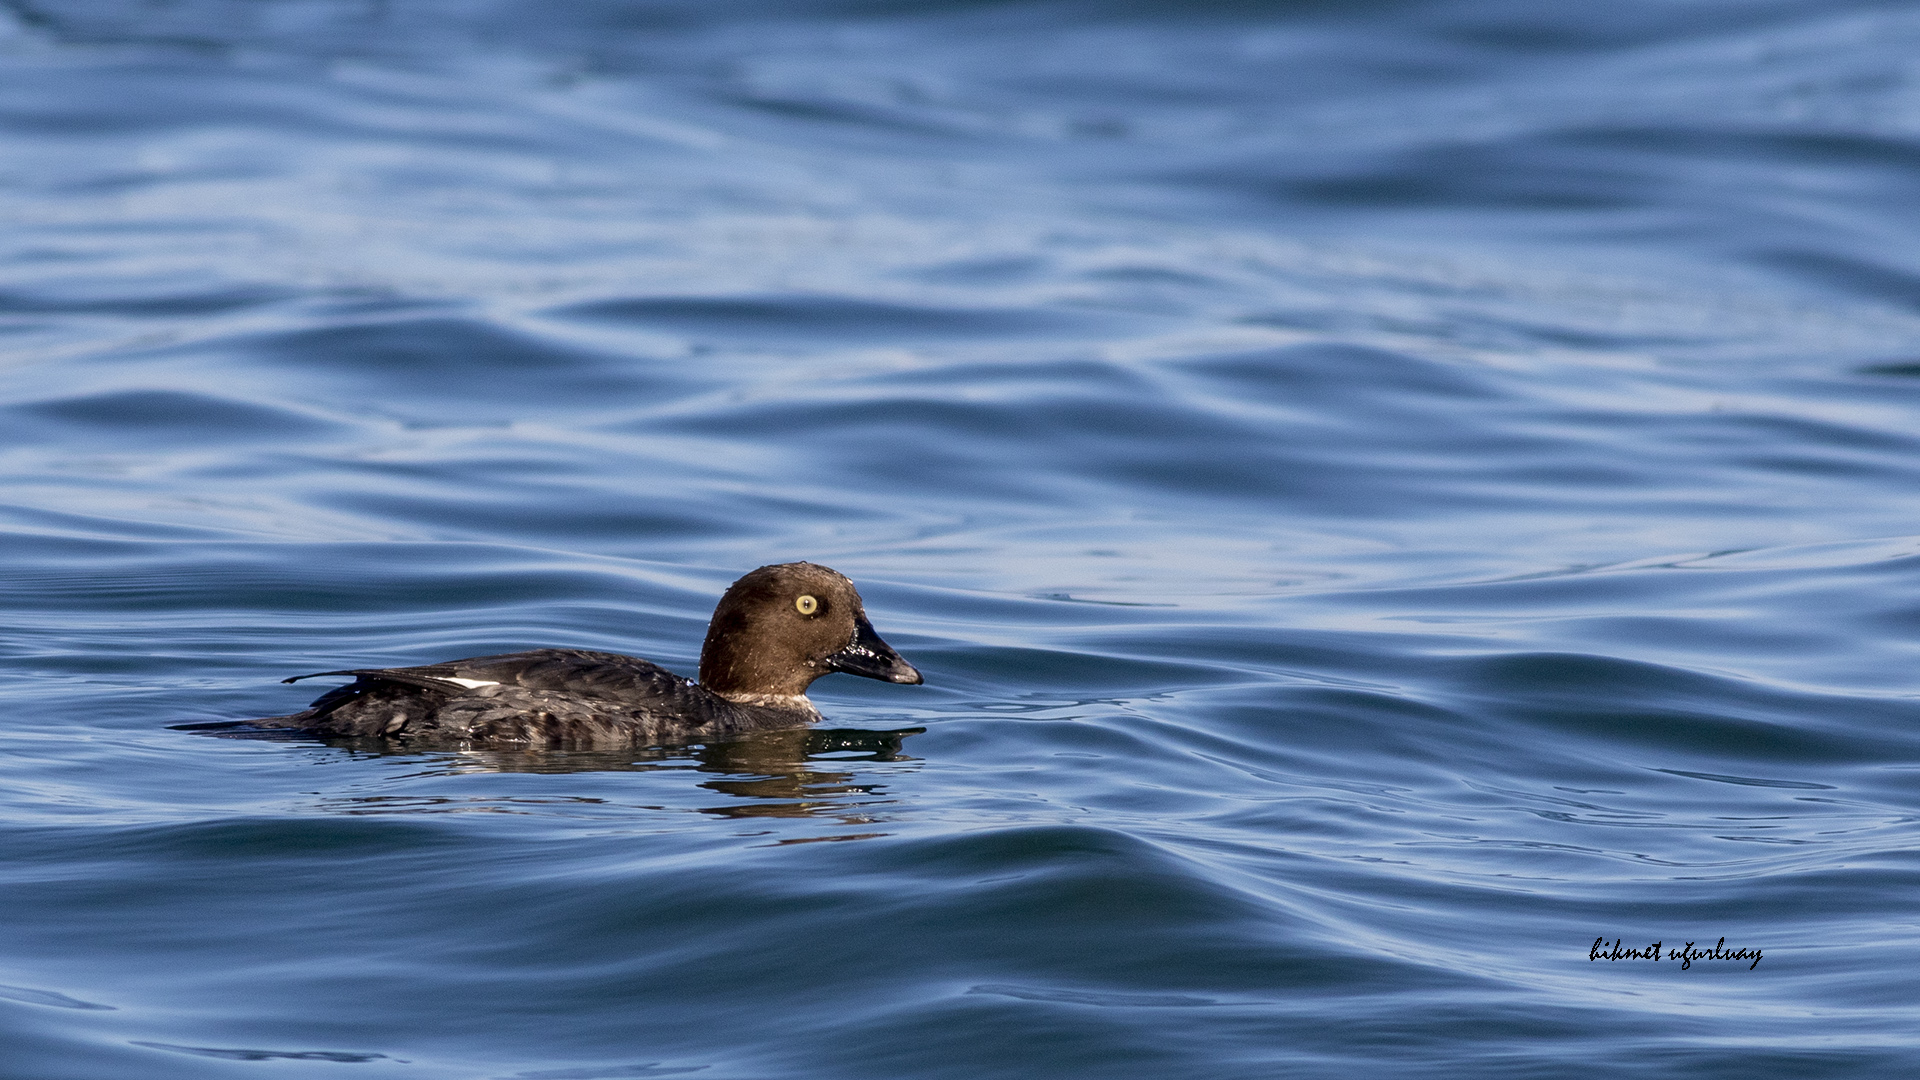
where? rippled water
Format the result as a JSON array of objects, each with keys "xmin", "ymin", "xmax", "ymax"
[{"xmin": 6, "ymin": 1, "xmax": 1920, "ymax": 1076}]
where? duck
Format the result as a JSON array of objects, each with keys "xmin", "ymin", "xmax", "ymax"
[{"xmin": 245, "ymin": 562, "xmax": 923, "ymax": 746}]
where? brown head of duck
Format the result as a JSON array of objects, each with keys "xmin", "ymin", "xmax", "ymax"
[{"xmin": 698, "ymin": 562, "xmax": 922, "ymax": 704}]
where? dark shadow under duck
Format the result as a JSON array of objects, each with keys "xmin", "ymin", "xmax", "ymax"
[{"xmin": 244, "ymin": 562, "xmax": 923, "ymax": 747}]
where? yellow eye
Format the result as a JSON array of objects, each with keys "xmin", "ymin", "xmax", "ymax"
[{"xmin": 795, "ymin": 594, "xmax": 819, "ymax": 615}]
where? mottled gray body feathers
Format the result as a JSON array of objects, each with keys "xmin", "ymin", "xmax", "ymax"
[{"xmin": 252, "ymin": 649, "xmax": 800, "ymax": 746}]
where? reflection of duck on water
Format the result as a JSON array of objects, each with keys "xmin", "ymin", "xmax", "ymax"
[
  {"xmin": 300, "ymin": 726, "xmax": 926, "ymax": 826},
  {"xmin": 226, "ymin": 563, "xmax": 923, "ymax": 747},
  {"xmin": 696, "ymin": 726, "xmax": 923, "ymax": 819}
]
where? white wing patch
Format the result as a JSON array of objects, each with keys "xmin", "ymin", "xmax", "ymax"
[{"xmin": 434, "ymin": 677, "xmax": 501, "ymax": 690}]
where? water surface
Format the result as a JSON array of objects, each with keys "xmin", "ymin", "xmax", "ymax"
[{"xmin": 5, "ymin": 1, "xmax": 1920, "ymax": 1077}]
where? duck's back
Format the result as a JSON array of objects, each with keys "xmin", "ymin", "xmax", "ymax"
[{"xmin": 257, "ymin": 649, "xmax": 778, "ymax": 746}]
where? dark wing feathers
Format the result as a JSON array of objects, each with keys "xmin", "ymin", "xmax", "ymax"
[
  {"xmin": 268, "ymin": 649, "xmax": 760, "ymax": 745},
  {"xmin": 283, "ymin": 668, "xmax": 461, "ymax": 691},
  {"xmin": 448, "ymin": 649, "xmax": 688, "ymax": 694},
  {"xmin": 284, "ymin": 649, "xmax": 689, "ymax": 695}
]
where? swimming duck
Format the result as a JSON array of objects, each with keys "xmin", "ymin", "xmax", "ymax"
[{"xmin": 246, "ymin": 562, "xmax": 923, "ymax": 746}]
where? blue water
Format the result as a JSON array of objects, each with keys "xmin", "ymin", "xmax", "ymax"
[{"xmin": 6, "ymin": 1, "xmax": 1920, "ymax": 1076}]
